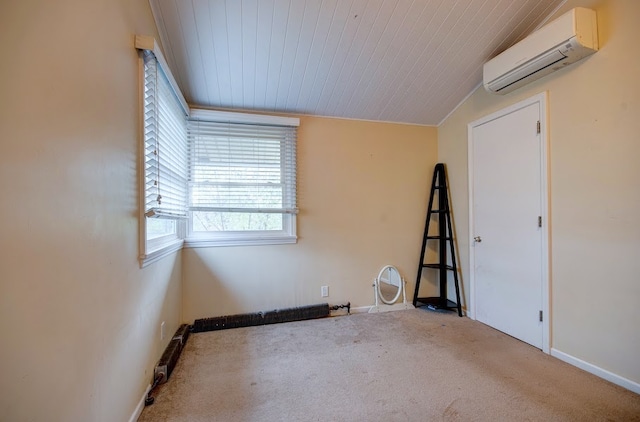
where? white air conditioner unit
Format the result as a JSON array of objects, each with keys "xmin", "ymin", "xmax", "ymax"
[{"xmin": 483, "ymin": 7, "xmax": 598, "ymax": 95}]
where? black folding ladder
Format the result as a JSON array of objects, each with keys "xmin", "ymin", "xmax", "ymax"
[{"xmin": 412, "ymin": 163, "xmax": 463, "ymax": 316}]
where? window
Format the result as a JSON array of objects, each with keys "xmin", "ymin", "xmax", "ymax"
[
  {"xmin": 137, "ymin": 37, "xmax": 298, "ymax": 261},
  {"xmin": 137, "ymin": 37, "xmax": 189, "ymax": 266},
  {"xmin": 185, "ymin": 110, "xmax": 299, "ymax": 247}
]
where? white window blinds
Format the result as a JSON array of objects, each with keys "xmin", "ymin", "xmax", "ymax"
[
  {"xmin": 187, "ymin": 119, "xmax": 297, "ymax": 214},
  {"xmin": 143, "ymin": 51, "xmax": 188, "ymax": 219}
]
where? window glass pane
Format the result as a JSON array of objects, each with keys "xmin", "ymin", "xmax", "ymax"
[
  {"xmin": 146, "ymin": 218, "xmax": 176, "ymax": 240},
  {"xmin": 192, "ymin": 211, "xmax": 283, "ymax": 232}
]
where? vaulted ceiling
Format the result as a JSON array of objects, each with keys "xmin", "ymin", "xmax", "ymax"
[{"xmin": 149, "ymin": 0, "xmax": 564, "ymax": 126}]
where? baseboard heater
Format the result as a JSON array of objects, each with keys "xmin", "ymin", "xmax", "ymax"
[
  {"xmin": 191, "ymin": 303, "xmax": 333, "ymax": 333},
  {"xmin": 155, "ymin": 323, "xmax": 190, "ymax": 382},
  {"xmin": 146, "ymin": 323, "xmax": 190, "ymax": 406}
]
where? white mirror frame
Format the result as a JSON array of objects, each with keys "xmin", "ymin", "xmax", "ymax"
[
  {"xmin": 376, "ymin": 265, "xmax": 403, "ymax": 305},
  {"xmin": 369, "ymin": 265, "xmax": 415, "ymax": 313}
]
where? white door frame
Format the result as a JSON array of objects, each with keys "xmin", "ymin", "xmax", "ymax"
[{"xmin": 467, "ymin": 92, "xmax": 550, "ymax": 354}]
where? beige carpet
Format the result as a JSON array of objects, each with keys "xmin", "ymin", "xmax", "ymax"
[{"xmin": 139, "ymin": 309, "xmax": 640, "ymax": 421}]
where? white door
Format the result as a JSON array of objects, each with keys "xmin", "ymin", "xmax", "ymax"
[{"xmin": 469, "ymin": 94, "xmax": 548, "ymax": 350}]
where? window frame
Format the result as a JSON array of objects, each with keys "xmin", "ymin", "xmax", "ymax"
[
  {"xmin": 136, "ymin": 36, "xmax": 189, "ymax": 267},
  {"xmin": 185, "ymin": 211, "xmax": 297, "ymax": 247},
  {"xmin": 136, "ymin": 37, "xmax": 299, "ymax": 259},
  {"xmin": 184, "ymin": 109, "xmax": 299, "ymax": 248}
]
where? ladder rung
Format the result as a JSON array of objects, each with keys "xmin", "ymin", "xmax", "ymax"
[
  {"xmin": 430, "ymin": 210, "xmax": 448, "ymax": 213},
  {"xmin": 422, "ymin": 263, "xmax": 455, "ymax": 270},
  {"xmin": 426, "ymin": 236, "xmax": 451, "ymax": 240},
  {"xmin": 415, "ymin": 297, "xmax": 459, "ymax": 310}
]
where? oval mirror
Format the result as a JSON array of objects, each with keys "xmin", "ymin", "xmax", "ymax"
[{"xmin": 376, "ymin": 265, "xmax": 402, "ymax": 305}]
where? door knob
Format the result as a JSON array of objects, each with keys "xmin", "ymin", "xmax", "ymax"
[{"xmin": 474, "ymin": 236, "xmax": 482, "ymax": 243}]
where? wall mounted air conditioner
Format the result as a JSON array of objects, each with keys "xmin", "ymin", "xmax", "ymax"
[{"xmin": 483, "ymin": 7, "xmax": 598, "ymax": 95}]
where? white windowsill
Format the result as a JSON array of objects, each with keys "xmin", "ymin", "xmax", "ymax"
[
  {"xmin": 139, "ymin": 239, "xmax": 184, "ymax": 267},
  {"xmin": 184, "ymin": 235, "xmax": 297, "ymax": 248},
  {"xmin": 140, "ymin": 233, "xmax": 297, "ymax": 265}
]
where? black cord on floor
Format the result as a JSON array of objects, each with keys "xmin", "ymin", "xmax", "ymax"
[
  {"xmin": 329, "ymin": 302, "xmax": 351, "ymax": 314},
  {"xmin": 144, "ymin": 373, "xmax": 164, "ymax": 406}
]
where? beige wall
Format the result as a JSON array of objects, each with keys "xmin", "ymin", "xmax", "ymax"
[
  {"xmin": 183, "ymin": 116, "xmax": 437, "ymax": 321},
  {"xmin": 2, "ymin": 0, "xmax": 636, "ymax": 418},
  {"xmin": 0, "ymin": 1, "xmax": 182, "ymax": 421},
  {"xmin": 438, "ymin": 0, "xmax": 640, "ymax": 385}
]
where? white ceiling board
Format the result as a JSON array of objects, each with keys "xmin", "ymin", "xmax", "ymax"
[
  {"xmin": 261, "ymin": 0, "xmax": 289, "ymax": 112},
  {"xmin": 329, "ymin": 0, "xmax": 402, "ymax": 116},
  {"xmin": 290, "ymin": 0, "xmax": 338, "ymax": 111},
  {"xmin": 297, "ymin": 0, "xmax": 349, "ymax": 112},
  {"xmin": 150, "ymin": 0, "xmax": 565, "ymax": 126},
  {"xmin": 253, "ymin": 0, "xmax": 275, "ymax": 110},
  {"xmin": 312, "ymin": 0, "xmax": 370, "ymax": 115}
]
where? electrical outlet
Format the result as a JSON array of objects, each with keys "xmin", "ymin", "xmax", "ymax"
[
  {"xmin": 321, "ymin": 285, "xmax": 329, "ymax": 297},
  {"xmin": 160, "ymin": 321, "xmax": 165, "ymax": 340}
]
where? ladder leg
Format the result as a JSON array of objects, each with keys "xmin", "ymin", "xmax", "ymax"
[
  {"xmin": 446, "ymin": 204, "xmax": 463, "ymax": 317},
  {"xmin": 413, "ymin": 166, "xmax": 439, "ymax": 306},
  {"xmin": 438, "ymin": 169, "xmax": 448, "ymax": 308},
  {"xmin": 450, "ymin": 257, "xmax": 463, "ymax": 317}
]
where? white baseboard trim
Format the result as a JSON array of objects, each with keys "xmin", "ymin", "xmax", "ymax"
[
  {"xmin": 329, "ymin": 305, "xmax": 371, "ymax": 316},
  {"xmin": 368, "ymin": 303, "xmax": 415, "ymax": 313},
  {"xmin": 551, "ymin": 348, "xmax": 640, "ymax": 394},
  {"xmin": 350, "ymin": 306, "xmax": 372, "ymax": 314},
  {"xmin": 129, "ymin": 383, "xmax": 151, "ymax": 422},
  {"xmin": 332, "ymin": 304, "xmax": 416, "ymax": 315},
  {"xmin": 350, "ymin": 304, "xmax": 419, "ymax": 314}
]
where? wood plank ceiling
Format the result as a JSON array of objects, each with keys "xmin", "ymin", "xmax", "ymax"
[{"xmin": 150, "ymin": 0, "xmax": 564, "ymax": 126}]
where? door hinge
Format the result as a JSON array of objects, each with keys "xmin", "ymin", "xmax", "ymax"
[
  {"xmin": 539, "ymin": 310, "xmax": 543, "ymax": 322},
  {"xmin": 536, "ymin": 120, "xmax": 541, "ymax": 134},
  {"xmin": 538, "ymin": 216, "xmax": 542, "ymax": 227}
]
